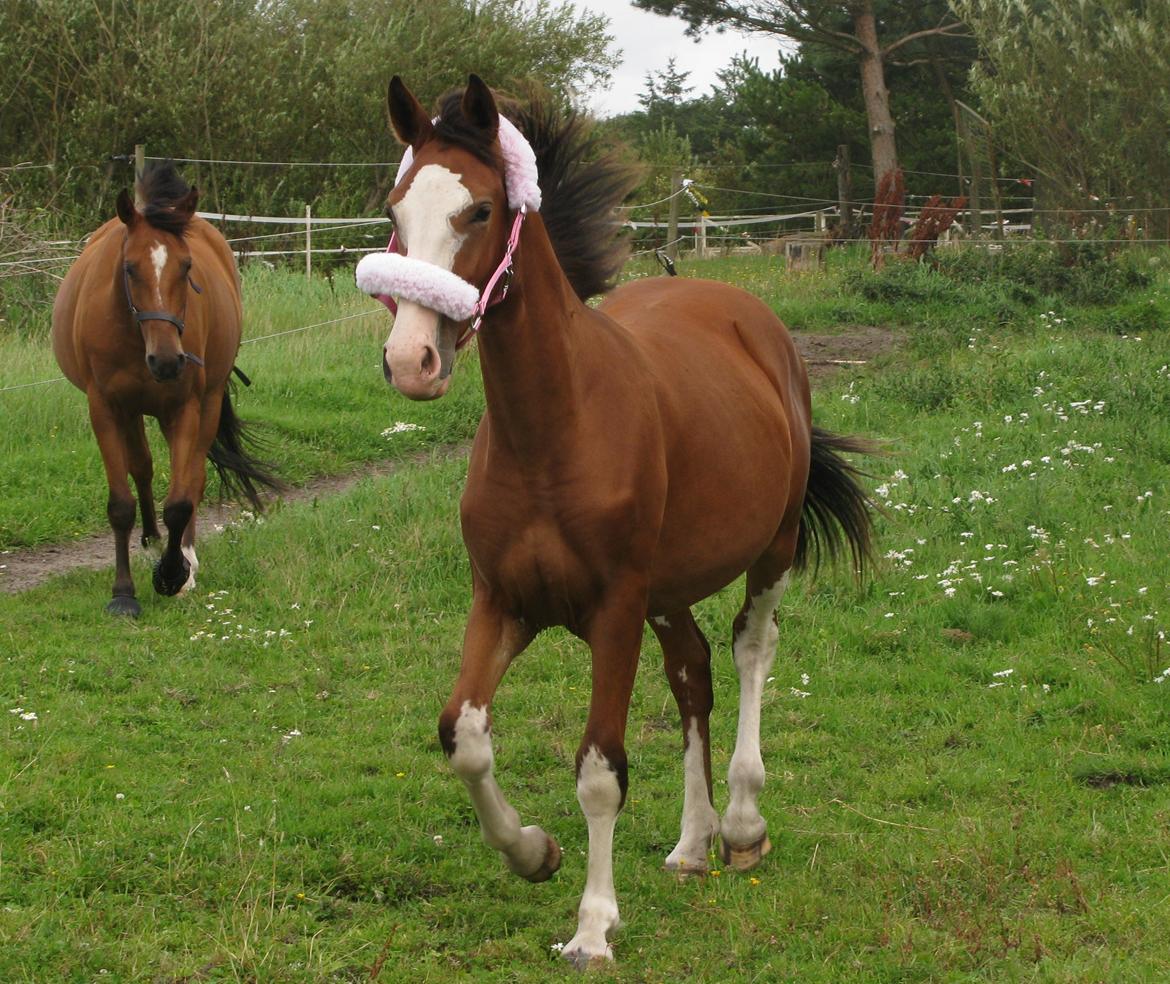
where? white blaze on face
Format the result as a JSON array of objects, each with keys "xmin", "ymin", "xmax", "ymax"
[
  {"xmin": 384, "ymin": 164, "xmax": 473, "ymax": 396},
  {"xmin": 150, "ymin": 242, "xmax": 168, "ymax": 307}
]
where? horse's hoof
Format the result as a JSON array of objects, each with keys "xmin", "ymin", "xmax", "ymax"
[
  {"xmin": 664, "ymin": 858, "xmax": 709, "ymax": 879},
  {"xmin": 719, "ymin": 833, "xmax": 772, "ymax": 872},
  {"xmin": 521, "ymin": 834, "xmax": 561, "ymax": 883},
  {"xmin": 106, "ymin": 594, "xmax": 141, "ymax": 618},
  {"xmin": 561, "ymin": 942, "xmax": 613, "ymax": 971},
  {"xmin": 152, "ymin": 557, "xmax": 189, "ymax": 597}
]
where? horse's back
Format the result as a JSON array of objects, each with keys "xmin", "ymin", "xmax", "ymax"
[{"xmin": 599, "ymin": 276, "xmax": 810, "ymax": 436}]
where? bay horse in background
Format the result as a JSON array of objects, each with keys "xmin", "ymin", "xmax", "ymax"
[
  {"xmin": 356, "ymin": 76, "xmax": 876, "ymax": 968},
  {"xmin": 52, "ymin": 162, "xmax": 279, "ymax": 617}
]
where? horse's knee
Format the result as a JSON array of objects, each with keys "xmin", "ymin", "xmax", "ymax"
[
  {"xmin": 576, "ymin": 743, "xmax": 628, "ymax": 814},
  {"xmin": 107, "ymin": 494, "xmax": 136, "ymax": 532},
  {"xmin": 440, "ymin": 701, "xmax": 493, "ymax": 783}
]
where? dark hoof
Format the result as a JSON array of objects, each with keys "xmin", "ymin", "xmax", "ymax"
[
  {"xmin": 719, "ymin": 833, "xmax": 772, "ymax": 872},
  {"xmin": 152, "ymin": 557, "xmax": 189, "ymax": 597},
  {"xmin": 106, "ymin": 594, "xmax": 141, "ymax": 618}
]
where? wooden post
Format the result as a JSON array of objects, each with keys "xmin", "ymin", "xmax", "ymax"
[
  {"xmin": 697, "ymin": 215, "xmax": 708, "ymax": 258},
  {"xmin": 134, "ymin": 144, "xmax": 146, "ymax": 208},
  {"xmin": 667, "ymin": 169, "xmax": 681, "ymax": 261},
  {"xmin": 305, "ymin": 204, "xmax": 312, "ymax": 280},
  {"xmin": 836, "ymin": 144, "xmax": 853, "ymax": 241}
]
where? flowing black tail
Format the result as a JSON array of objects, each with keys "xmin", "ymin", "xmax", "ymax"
[
  {"xmin": 794, "ymin": 427, "xmax": 877, "ymax": 576},
  {"xmin": 208, "ymin": 383, "xmax": 283, "ymax": 510}
]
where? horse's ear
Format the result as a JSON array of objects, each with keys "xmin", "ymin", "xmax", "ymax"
[
  {"xmin": 116, "ymin": 189, "xmax": 138, "ymax": 227},
  {"xmin": 388, "ymin": 76, "xmax": 432, "ymax": 148},
  {"xmin": 462, "ymin": 74, "xmax": 499, "ymax": 140}
]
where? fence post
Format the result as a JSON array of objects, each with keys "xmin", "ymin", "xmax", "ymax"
[
  {"xmin": 667, "ymin": 169, "xmax": 681, "ymax": 261},
  {"xmin": 134, "ymin": 145, "xmax": 146, "ymax": 208},
  {"xmin": 305, "ymin": 204, "xmax": 312, "ymax": 280}
]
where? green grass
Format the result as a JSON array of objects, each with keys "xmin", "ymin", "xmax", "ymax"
[
  {"xmin": 0, "ymin": 266, "xmax": 486, "ymax": 549},
  {"xmin": 3, "ymin": 251, "xmax": 1170, "ymax": 980}
]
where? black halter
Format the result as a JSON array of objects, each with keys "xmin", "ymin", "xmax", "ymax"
[{"xmin": 121, "ymin": 248, "xmax": 206, "ymax": 368}]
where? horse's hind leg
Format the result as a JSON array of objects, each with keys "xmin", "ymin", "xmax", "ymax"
[
  {"xmin": 125, "ymin": 415, "xmax": 161, "ymax": 548},
  {"xmin": 650, "ymin": 610, "xmax": 719, "ymax": 875},
  {"xmin": 87, "ymin": 392, "xmax": 140, "ymax": 617},
  {"xmin": 721, "ymin": 539, "xmax": 797, "ymax": 870}
]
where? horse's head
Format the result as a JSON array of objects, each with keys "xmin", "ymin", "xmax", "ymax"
[
  {"xmin": 116, "ymin": 183, "xmax": 200, "ymax": 382},
  {"xmin": 359, "ymin": 74, "xmax": 538, "ymax": 401}
]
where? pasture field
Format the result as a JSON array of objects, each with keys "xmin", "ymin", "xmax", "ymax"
[{"xmin": 2, "ymin": 249, "xmax": 1170, "ymax": 981}]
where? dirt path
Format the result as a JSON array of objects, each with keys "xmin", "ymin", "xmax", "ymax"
[{"xmin": 0, "ymin": 328, "xmax": 896, "ymax": 594}]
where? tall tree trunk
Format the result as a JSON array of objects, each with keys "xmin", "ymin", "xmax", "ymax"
[{"xmin": 853, "ymin": 2, "xmax": 898, "ymax": 187}]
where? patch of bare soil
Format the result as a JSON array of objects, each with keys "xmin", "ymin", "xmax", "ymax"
[
  {"xmin": 795, "ymin": 325, "xmax": 900, "ymax": 380},
  {"xmin": 1, "ymin": 329, "xmax": 898, "ymax": 594}
]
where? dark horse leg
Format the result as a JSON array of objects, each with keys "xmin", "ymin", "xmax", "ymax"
[
  {"xmin": 87, "ymin": 390, "xmax": 141, "ymax": 617},
  {"xmin": 437, "ymin": 590, "xmax": 557, "ymax": 879},
  {"xmin": 651, "ymin": 610, "xmax": 719, "ymax": 875},
  {"xmin": 720, "ymin": 530, "xmax": 799, "ymax": 870},
  {"xmin": 125, "ymin": 415, "xmax": 161, "ymax": 548},
  {"xmin": 153, "ymin": 394, "xmax": 219, "ymax": 596}
]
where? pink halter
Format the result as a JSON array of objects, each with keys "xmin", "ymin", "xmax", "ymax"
[{"xmin": 355, "ymin": 114, "xmax": 540, "ymax": 348}]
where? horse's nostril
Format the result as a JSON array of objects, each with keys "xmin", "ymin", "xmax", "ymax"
[
  {"xmin": 383, "ymin": 356, "xmax": 394, "ymax": 384},
  {"xmin": 420, "ymin": 345, "xmax": 439, "ymax": 378}
]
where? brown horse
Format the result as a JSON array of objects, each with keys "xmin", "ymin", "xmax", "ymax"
[
  {"xmin": 52, "ymin": 162, "xmax": 278, "ymax": 617},
  {"xmin": 358, "ymin": 77, "xmax": 875, "ymax": 967}
]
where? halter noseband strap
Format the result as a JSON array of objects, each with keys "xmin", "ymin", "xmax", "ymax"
[{"xmin": 121, "ymin": 252, "xmax": 206, "ymax": 367}]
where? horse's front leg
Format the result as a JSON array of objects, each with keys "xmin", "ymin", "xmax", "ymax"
[
  {"xmin": 562, "ymin": 581, "xmax": 647, "ymax": 970},
  {"xmin": 124, "ymin": 414, "xmax": 161, "ymax": 548},
  {"xmin": 438, "ymin": 594, "xmax": 560, "ymax": 881},
  {"xmin": 154, "ymin": 395, "xmax": 217, "ymax": 596},
  {"xmin": 87, "ymin": 391, "xmax": 140, "ymax": 616}
]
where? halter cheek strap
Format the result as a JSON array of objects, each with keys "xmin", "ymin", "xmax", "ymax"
[{"xmin": 122, "ymin": 255, "xmax": 206, "ymax": 367}]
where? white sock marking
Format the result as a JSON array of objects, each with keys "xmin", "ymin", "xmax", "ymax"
[
  {"xmin": 723, "ymin": 573, "xmax": 790, "ymax": 848},
  {"xmin": 665, "ymin": 716, "xmax": 719, "ymax": 871},
  {"xmin": 563, "ymin": 745, "xmax": 621, "ymax": 964}
]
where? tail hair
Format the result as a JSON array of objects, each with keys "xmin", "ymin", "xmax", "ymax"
[
  {"xmin": 794, "ymin": 427, "xmax": 877, "ymax": 577},
  {"xmin": 208, "ymin": 382, "xmax": 284, "ymax": 510}
]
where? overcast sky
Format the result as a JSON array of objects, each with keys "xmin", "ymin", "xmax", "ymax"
[{"xmin": 581, "ymin": 0, "xmax": 784, "ymax": 117}]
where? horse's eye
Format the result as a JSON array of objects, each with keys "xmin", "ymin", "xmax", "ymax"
[{"xmin": 473, "ymin": 203, "xmax": 492, "ymax": 223}]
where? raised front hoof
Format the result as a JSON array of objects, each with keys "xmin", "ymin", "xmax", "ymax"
[
  {"xmin": 106, "ymin": 594, "xmax": 141, "ymax": 618},
  {"xmin": 152, "ymin": 557, "xmax": 190, "ymax": 597},
  {"xmin": 510, "ymin": 833, "xmax": 562, "ymax": 883},
  {"xmin": 719, "ymin": 833, "xmax": 772, "ymax": 872}
]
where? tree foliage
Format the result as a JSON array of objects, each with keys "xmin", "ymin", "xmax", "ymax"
[
  {"xmin": 0, "ymin": 0, "xmax": 616, "ymax": 230},
  {"xmin": 954, "ymin": 0, "xmax": 1170, "ymax": 231}
]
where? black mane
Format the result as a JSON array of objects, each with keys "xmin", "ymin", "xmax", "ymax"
[
  {"xmin": 136, "ymin": 160, "xmax": 194, "ymax": 236},
  {"xmin": 434, "ymin": 88, "xmax": 640, "ymax": 301}
]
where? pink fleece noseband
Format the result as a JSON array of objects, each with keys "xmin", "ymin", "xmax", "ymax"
[{"xmin": 355, "ymin": 114, "xmax": 540, "ymax": 348}]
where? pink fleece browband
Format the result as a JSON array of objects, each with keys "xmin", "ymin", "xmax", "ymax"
[{"xmin": 354, "ymin": 113, "xmax": 539, "ymax": 331}]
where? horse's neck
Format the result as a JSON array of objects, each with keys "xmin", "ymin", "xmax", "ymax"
[{"xmin": 476, "ymin": 214, "xmax": 602, "ymax": 461}]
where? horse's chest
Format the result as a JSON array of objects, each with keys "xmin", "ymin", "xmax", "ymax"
[{"xmin": 462, "ymin": 504, "xmax": 601, "ymax": 625}]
